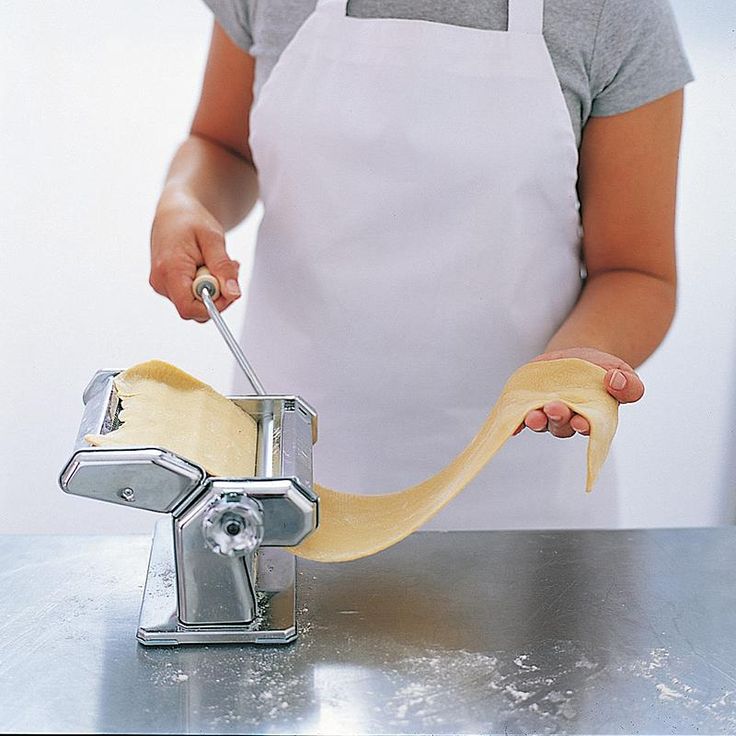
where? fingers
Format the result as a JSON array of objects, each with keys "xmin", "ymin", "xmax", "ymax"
[
  {"xmin": 524, "ymin": 409, "xmax": 549, "ymax": 433},
  {"xmin": 569, "ymin": 414, "xmax": 590, "ymax": 435},
  {"xmin": 168, "ymin": 271, "xmax": 210, "ymax": 322},
  {"xmin": 543, "ymin": 402, "xmax": 576, "ymax": 438},
  {"xmin": 521, "ymin": 401, "xmax": 590, "ymax": 438},
  {"xmin": 605, "ymin": 368, "xmax": 645, "ymax": 404},
  {"xmin": 149, "ymin": 257, "xmax": 207, "ymax": 321},
  {"xmin": 198, "ymin": 227, "xmax": 241, "ymax": 311}
]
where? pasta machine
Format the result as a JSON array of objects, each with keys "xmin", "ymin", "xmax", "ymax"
[{"xmin": 59, "ymin": 369, "xmax": 318, "ymax": 646}]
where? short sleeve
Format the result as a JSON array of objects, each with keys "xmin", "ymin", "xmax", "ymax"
[
  {"xmin": 201, "ymin": 0, "xmax": 253, "ymax": 53},
  {"xmin": 590, "ymin": 0, "xmax": 694, "ymax": 117}
]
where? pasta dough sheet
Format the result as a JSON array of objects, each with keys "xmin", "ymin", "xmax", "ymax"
[
  {"xmin": 85, "ymin": 361, "xmax": 258, "ymax": 477},
  {"xmin": 85, "ymin": 358, "xmax": 618, "ymax": 563}
]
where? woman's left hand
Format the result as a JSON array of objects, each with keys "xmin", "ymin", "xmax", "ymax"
[{"xmin": 515, "ymin": 348, "xmax": 645, "ymax": 437}]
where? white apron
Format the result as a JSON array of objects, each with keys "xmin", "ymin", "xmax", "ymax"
[{"xmin": 242, "ymin": 0, "xmax": 619, "ymax": 530}]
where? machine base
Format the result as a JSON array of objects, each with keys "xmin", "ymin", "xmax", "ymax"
[{"xmin": 137, "ymin": 518, "xmax": 298, "ymax": 646}]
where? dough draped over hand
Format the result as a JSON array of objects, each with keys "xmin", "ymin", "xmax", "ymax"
[{"xmin": 85, "ymin": 358, "xmax": 618, "ymax": 563}]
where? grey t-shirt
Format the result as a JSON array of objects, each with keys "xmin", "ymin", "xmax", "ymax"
[{"xmin": 203, "ymin": 0, "xmax": 693, "ymax": 147}]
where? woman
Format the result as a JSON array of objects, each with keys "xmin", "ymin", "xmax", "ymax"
[{"xmin": 149, "ymin": 0, "xmax": 693, "ymax": 529}]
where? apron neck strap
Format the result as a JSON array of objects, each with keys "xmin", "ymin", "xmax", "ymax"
[
  {"xmin": 315, "ymin": 0, "xmax": 545, "ymax": 33},
  {"xmin": 315, "ymin": 0, "xmax": 347, "ymax": 15},
  {"xmin": 508, "ymin": 0, "xmax": 544, "ymax": 34}
]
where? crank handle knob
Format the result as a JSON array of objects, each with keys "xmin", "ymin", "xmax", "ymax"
[{"xmin": 192, "ymin": 266, "xmax": 221, "ymax": 300}]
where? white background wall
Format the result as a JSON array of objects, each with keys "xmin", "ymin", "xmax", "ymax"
[{"xmin": 0, "ymin": 1, "xmax": 734, "ymax": 535}]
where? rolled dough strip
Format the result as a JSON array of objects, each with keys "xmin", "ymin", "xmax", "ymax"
[
  {"xmin": 85, "ymin": 358, "xmax": 618, "ymax": 563},
  {"xmin": 85, "ymin": 360, "xmax": 258, "ymax": 477},
  {"xmin": 298, "ymin": 358, "xmax": 618, "ymax": 561}
]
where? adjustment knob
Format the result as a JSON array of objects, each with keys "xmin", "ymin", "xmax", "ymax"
[{"xmin": 202, "ymin": 492, "xmax": 264, "ymax": 557}]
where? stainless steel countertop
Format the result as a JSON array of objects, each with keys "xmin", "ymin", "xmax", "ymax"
[{"xmin": 1, "ymin": 529, "xmax": 735, "ymax": 734}]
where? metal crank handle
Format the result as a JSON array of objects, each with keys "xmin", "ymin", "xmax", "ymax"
[{"xmin": 191, "ymin": 266, "xmax": 266, "ymax": 396}]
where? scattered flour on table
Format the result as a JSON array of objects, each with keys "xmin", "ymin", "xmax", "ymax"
[
  {"xmin": 656, "ymin": 682, "xmax": 683, "ymax": 701},
  {"xmin": 381, "ymin": 640, "xmax": 603, "ymax": 735},
  {"xmin": 138, "ymin": 627, "xmax": 736, "ymax": 733},
  {"xmin": 140, "ymin": 624, "xmax": 318, "ymax": 729},
  {"xmin": 619, "ymin": 648, "xmax": 736, "ymax": 731}
]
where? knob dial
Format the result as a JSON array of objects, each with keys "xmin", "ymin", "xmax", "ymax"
[{"xmin": 202, "ymin": 493, "xmax": 264, "ymax": 557}]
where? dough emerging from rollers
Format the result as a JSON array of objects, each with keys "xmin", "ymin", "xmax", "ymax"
[
  {"xmin": 85, "ymin": 361, "xmax": 258, "ymax": 477},
  {"xmin": 85, "ymin": 358, "xmax": 618, "ymax": 563}
]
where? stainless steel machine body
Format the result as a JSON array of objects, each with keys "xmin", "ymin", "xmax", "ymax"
[{"xmin": 59, "ymin": 370, "xmax": 318, "ymax": 646}]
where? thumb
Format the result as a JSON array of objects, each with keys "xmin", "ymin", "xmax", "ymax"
[
  {"xmin": 197, "ymin": 225, "xmax": 241, "ymax": 299},
  {"xmin": 605, "ymin": 368, "xmax": 645, "ymax": 404}
]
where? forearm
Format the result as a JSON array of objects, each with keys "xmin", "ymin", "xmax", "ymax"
[
  {"xmin": 157, "ymin": 134, "xmax": 259, "ymax": 231},
  {"xmin": 545, "ymin": 269, "xmax": 676, "ymax": 368}
]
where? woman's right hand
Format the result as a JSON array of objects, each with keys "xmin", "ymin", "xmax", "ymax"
[{"xmin": 149, "ymin": 190, "xmax": 241, "ymax": 321}]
